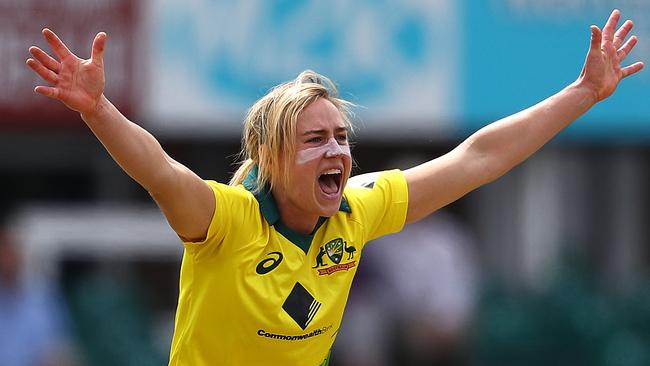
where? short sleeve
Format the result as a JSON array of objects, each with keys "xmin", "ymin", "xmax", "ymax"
[
  {"xmin": 182, "ymin": 181, "xmax": 253, "ymax": 251},
  {"xmin": 345, "ymin": 169, "xmax": 409, "ymax": 242}
]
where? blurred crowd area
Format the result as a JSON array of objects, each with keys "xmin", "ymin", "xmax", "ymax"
[{"xmin": 3, "ymin": 0, "xmax": 650, "ymax": 365}]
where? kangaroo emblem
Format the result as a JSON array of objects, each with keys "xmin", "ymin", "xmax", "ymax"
[{"xmin": 313, "ymin": 246, "xmax": 327, "ymax": 268}]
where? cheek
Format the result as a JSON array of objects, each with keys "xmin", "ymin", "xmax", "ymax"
[
  {"xmin": 296, "ymin": 146, "xmax": 324, "ymax": 165},
  {"xmin": 343, "ymin": 152, "xmax": 352, "ymax": 166}
]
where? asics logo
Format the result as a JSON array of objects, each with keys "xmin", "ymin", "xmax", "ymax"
[{"xmin": 256, "ymin": 252, "xmax": 283, "ymax": 275}]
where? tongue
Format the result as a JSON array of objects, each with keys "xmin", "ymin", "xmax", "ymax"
[{"xmin": 319, "ymin": 175, "xmax": 338, "ymax": 194}]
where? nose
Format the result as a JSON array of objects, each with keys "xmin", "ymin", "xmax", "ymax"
[{"xmin": 324, "ymin": 138, "xmax": 348, "ymax": 158}]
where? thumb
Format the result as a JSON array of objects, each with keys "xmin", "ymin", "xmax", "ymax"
[
  {"xmin": 91, "ymin": 32, "xmax": 107, "ymax": 66},
  {"xmin": 589, "ymin": 25, "xmax": 602, "ymax": 52}
]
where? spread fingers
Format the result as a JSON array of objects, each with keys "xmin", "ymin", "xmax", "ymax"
[
  {"xmin": 29, "ymin": 46, "xmax": 61, "ymax": 73},
  {"xmin": 26, "ymin": 58, "xmax": 58, "ymax": 84}
]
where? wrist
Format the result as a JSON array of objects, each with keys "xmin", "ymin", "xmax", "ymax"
[
  {"xmin": 568, "ymin": 79, "xmax": 600, "ymax": 108},
  {"xmin": 80, "ymin": 94, "xmax": 109, "ymax": 122}
]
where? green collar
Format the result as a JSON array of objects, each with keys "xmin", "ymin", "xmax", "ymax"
[{"xmin": 242, "ymin": 165, "xmax": 351, "ymax": 254}]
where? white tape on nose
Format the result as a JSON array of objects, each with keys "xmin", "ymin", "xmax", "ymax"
[{"xmin": 296, "ymin": 138, "xmax": 351, "ymax": 164}]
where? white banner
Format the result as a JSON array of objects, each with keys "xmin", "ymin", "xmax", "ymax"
[{"xmin": 143, "ymin": 0, "xmax": 460, "ymax": 138}]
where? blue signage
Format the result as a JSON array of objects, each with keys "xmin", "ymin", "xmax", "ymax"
[{"xmin": 462, "ymin": 1, "xmax": 650, "ymax": 142}]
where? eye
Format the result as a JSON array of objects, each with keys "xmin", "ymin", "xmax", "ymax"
[
  {"xmin": 336, "ymin": 135, "xmax": 348, "ymax": 143},
  {"xmin": 307, "ymin": 137, "xmax": 323, "ymax": 144}
]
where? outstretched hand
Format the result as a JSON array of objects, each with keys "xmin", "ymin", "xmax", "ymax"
[
  {"xmin": 26, "ymin": 29, "xmax": 107, "ymax": 117},
  {"xmin": 579, "ymin": 9, "xmax": 644, "ymax": 102}
]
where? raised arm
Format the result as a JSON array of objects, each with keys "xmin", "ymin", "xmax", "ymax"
[
  {"xmin": 404, "ymin": 9, "xmax": 644, "ymax": 224},
  {"xmin": 26, "ymin": 29, "xmax": 214, "ymax": 241}
]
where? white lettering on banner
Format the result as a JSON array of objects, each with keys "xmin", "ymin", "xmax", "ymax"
[{"xmin": 146, "ymin": 0, "xmax": 460, "ymax": 136}]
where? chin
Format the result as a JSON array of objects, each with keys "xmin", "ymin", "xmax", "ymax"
[{"xmin": 318, "ymin": 202, "xmax": 341, "ymax": 218}]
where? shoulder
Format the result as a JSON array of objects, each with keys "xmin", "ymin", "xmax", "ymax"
[
  {"xmin": 183, "ymin": 181, "xmax": 261, "ymax": 248},
  {"xmin": 344, "ymin": 169, "xmax": 408, "ymax": 201},
  {"xmin": 206, "ymin": 180, "xmax": 257, "ymax": 205},
  {"xmin": 207, "ymin": 180, "xmax": 263, "ymax": 225},
  {"xmin": 342, "ymin": 170, "xmax": 409, "ymax": 241},
  {"xmin": 343, "ymin": 169, "xmax": 408, "ymax": 220}
]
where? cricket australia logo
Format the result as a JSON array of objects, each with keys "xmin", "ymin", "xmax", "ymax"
[
  {"xmin": 326, "ymin": 238, "xmax": 344, "ymax": 264},
  {"xmin": 313, "ymin": 238, "xmax": 357, "ymax": 276}
]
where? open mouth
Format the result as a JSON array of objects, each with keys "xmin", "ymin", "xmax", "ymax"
[{"xmin": 318, "ymin": 168, "xmax": 342, "ymax": 196}]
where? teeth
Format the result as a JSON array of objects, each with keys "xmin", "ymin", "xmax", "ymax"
[{"xmin": 322, "ymin": 169, "xmax": 342, "ymax": 175}]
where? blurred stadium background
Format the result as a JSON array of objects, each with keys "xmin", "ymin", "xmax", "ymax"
[{"xmin": 1, "ymin": 0, "xmax": 649, "ymax": 365}]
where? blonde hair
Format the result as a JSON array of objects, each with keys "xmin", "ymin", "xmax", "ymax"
[{"xmin": 229, "ymin": 70, "xmax": 354, "ymax": 192}]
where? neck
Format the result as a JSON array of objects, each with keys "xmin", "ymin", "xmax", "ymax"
[{"xmin": 272, "ymin": 192, "xmax": 320, "ymax": 235}]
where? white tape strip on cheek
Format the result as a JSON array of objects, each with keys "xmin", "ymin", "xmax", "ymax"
[{"xmin": 296, "ymin": 138, "xmax": 351, "ymax": 165}]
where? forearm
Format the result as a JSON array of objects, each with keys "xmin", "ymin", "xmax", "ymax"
[
  {"xmin": 81, "ymin": 95, "xmax": 175, "ymax": 193},
  {"xmin": 464, "ymin": 81, "xmax": 597, "ymax": 184}
]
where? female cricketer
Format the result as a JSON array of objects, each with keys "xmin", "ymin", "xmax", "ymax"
[{"xmin": 26, "ymin": 9, "xmax": 643, "ymax": 366}]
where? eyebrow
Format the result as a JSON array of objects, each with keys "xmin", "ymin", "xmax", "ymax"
[{"xmin": 302, "ymin": 127, "xmax": 348, "ymax": 136}]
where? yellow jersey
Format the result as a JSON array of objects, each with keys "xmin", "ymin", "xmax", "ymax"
[{"xmin": 169, "ymin": 168, "xmax": 408, "ymax": 365}]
